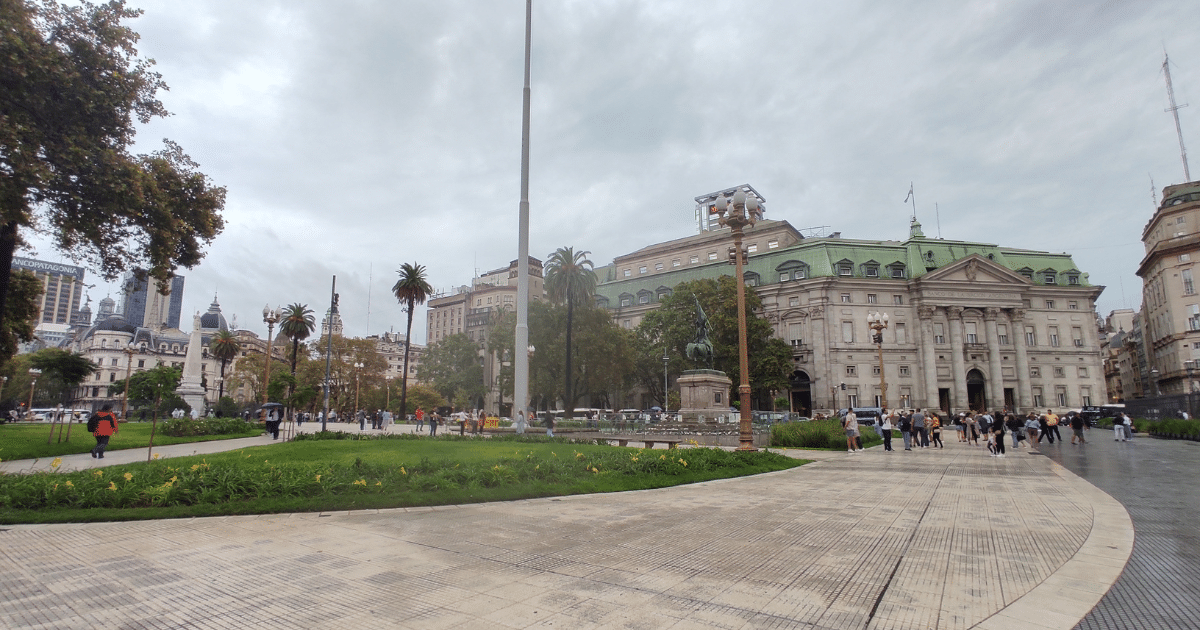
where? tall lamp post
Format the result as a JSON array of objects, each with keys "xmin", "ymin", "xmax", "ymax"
[
  {"xmin": 27, "ymin": 368, "xmax": 40, "ymax": 420},
  {"xmin": 708, "ymin": 189, "xmax": 763, "ymax": 451},
  {"xmin": 1186, "ymin": 360, "xmax": 1196, "ymax": 419},
  {"xmin": 867, "ymin": 311, "xmax": 889, "ymax": 409},
  {"xmin": 353, "ymin": 361, "xmax": 364, "ymax": 416},
  {"xmin": 122, "ymin": 344, "xmax": 136, "ymax": 420},
  {"xmin": 662, "ymin": 354, "xmax": 670, "ymax": 414},
  {"xmin": 262, "ymin": 306, "xmax": 281, "ymax": 411},
  {"xmin": 1151, "ymin": 368, "xmax": 1162, "ymax": 397}
]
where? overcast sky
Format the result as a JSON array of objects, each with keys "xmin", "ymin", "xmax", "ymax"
[{"xmin": 23, "ymin": 0, "xmax": 1200, "ymax": 343}]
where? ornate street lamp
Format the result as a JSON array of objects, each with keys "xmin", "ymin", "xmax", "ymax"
[
  {"xmin": 708, "ymin": 189, "xmax": 763, "ymax": 451},
  {"xmin": 867, "ymin": 311, "xmax": 889, "ymax": 409},
  {"xmin": 662, "ymin": 354, "xmax": 670, "ymax": 414},
  {"xmin": 1151, "ymin": 368, "xmax": 1162, "ymax": 397},
  {"xmin": 27, "ymin": 368, "xmax": 41, "ymax": 420},
  {"xmin": 122, "ymin": 344, "xmax": 136, "ymax": 420},
  {"xmin": 353, "ymin": 361, "xmax": 364, "ymax": 417},
  {"xmin": 262, "ymin": 305, "xmax": 281, "ymax": 410}
]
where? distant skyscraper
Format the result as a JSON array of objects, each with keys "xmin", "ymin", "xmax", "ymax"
[
  {"xmin": 120, "ymin": 270, "xmax": 185, "ymax": 330},
  {"xmin": 10, "ymin": 257, "xmax": 87, "ymax": 326}
]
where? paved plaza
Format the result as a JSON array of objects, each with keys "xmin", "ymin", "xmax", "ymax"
[{"xmin": 0, "ymin": 431, "xmax": 1136, "ymax": 629}]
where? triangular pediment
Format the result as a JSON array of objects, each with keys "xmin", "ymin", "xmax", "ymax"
[{"xmin": 919, "ymin": 254, "xmax": 1032, "ymax": 286}]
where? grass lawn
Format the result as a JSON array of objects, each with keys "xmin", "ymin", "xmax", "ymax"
[
  {"xmin": 0, "ymin": 421, "xmax": 264, "ymax": 462},
  {"xmin": 0, "ymin": 433, "xmax": 807, "ymax": 524}
]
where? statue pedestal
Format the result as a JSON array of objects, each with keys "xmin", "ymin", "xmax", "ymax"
[{"xmin": 674, "ymin": 369, "xmax": 733, "ymax": 426}]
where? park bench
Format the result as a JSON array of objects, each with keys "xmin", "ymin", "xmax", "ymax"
[{"xmin": 605, "ymin": 437, "xmax": 681, "ymax": 449}]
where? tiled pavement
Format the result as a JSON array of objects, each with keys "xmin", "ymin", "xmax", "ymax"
[
  {"xmin": 0, "ymin": 436, "xmax": 1133, "ymax": 629},
  {"xmin": 1040, "ymin": 433, "xmax": 1200, "ymax": 630}
]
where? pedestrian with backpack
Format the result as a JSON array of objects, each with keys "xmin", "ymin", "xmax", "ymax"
[{"xmin": 88, "ymin": 404, "xmax": 119, "ymax": 459}]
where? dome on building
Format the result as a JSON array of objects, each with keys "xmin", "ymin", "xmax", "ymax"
[{"xmin": 199, "ymin": 296, "xmax": 229, "ymax": 331}]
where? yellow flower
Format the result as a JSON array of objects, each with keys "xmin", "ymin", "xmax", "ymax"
[
  {"xmin": 314, "ymin": 474, "xmax": 322, "ymax": 483},
  {"xmin": 52, "ymin": 483, "xmax": 58, "ymax": 491},
  {"xmin": 107, "ymin": 481, "xmax": 117, "ymax": 491},
  {"xmin": 680, "ymin": 460, "xmax": 688, "ymax": 467},
  {"xmin": 153, "ymin": 453, "xmax": 161, "ymax": 460},
  {"xmin": 65, "ymin": 480, "xmax": 74, "ymax": 488},
  {"xmin": 630, "ymin": 456, "xmax": 639, "ymax": 462},
  {"xmin": 660, "ymin": 455, "xmax": 666, "ymax": 460},
  {"xmin": 169, "ymin": 476, "xmax": 178, "ymax": 483},
  {"xmin": 353, "ymin": 479, "xmax": 366, "ymax": 486},
  {"xmin": 375, "ymin": 481, "xmax": 382, "ymax": 487},
  {"xmin": 190, "ymin": 464, "xmax": 200, "ymax": 471},
  {"xmin": 535, "ymin": 464, "xmax": 540, "ymax": 470},
  {"xmin": 51, "ymin": 457, "xmax": 62, "ymax": 469},
  {"xmin": 92, "ymin": 470, "xmax": 103, "ymax": 477},
  {"xmin": 123, "ymin": 472, "xmax": 133, "ymax": 481},
  {"xmin": 400, "ymin": 467, "xmax": 407, "ymax": 475},
  {"xmin": 162, "ymin": 481, "xmax": 173, "ymax": 488}
]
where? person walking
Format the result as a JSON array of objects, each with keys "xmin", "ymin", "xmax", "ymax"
[
  {"xmin": 964, "ymin": 413, "xmax": 979, "ymax": 445},
  {"xmin": 912, "ymin": 408, "xmax": 927, "ymax": 448},
  {"xmin": 992, "ymin": 415, "xmax": 1008, "ymax": 457},
  {"xmin": 898, "ymin": 411, "xmax": 913, "ymax": 451},
  {"xmin": 1122, "ymin": 413, "xmax": 1133, "ymax": 441},
  {"xmin": 843, "ymin": 410, "xmax": 860, "ymax": 453},
  {"xmin": 415, "ymin": 407, "xmax": 425, "ymax": 432},
  {"xmin": 1045, "ymin": 409, "xmax": 1062, "ymax": 443},
  {"xmin": 545, "ymin": 413, "xmax": 555, "ymax": 438},
  {"xmin": 429, "ymin": 412, "xmax": 439, "ymax": 436},
  {"xmin": 1007, "ymin": 413, "xmax": 1024, "ymax": 449},
  {"xmin": 881, "ymin": 410, "xmax": 894, "ymax": 452},
  {"xmin": 87, "ymin": 404, "xmax": 119, "ymax": 459},
  {"xmin": 1113, "ymin": 414, "xmax": 1125, "ymax": 441},
  {"xmin": 1069, "ymin": 411, "xmax": 1087, "ymax": 445},
  {"xmin": 1024, "ymin": 414, "xmax": 1041, "ymax": 451},
  {"xmin": 929, "ymin": 413, "xmax": 944, "ymax": 448}
]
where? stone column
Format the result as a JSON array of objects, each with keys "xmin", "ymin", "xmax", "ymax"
[
  {"xmin": 1011, "ymin": 309, "xmax": 1032, "ymax": 411},
  {"xmin": 809, "ymin": 305, "xmax": 830, "ymax": 409},
  {"xmin": 947, "ymin": 306, "xmax": 967, "ymax": 412},
  {"xmin": 984, "ymin": 307, "xmax": 1004, "ymax": 411},
  {"xmin": 918, "ymin": 305, "xmax": 940, "ymax": 411}
]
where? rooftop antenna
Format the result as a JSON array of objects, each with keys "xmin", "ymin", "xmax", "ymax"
[
  {"xmin": 935, "ymin": 202, "xmax": 942, "ymax": 238},
  {"xmin": 1150, "ymin": 173, "xmax": 1158, "ymax": 209},
  {"xmin": 1163, "ymin": 51, "xmax": 1191, "ymax": 181}
]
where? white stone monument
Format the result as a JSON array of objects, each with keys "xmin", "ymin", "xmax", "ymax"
[{"xmin": 176, "ymin": 312, "xmax": 207, "ymax": 413}]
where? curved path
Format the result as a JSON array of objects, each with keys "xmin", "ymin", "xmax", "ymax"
[
  {"xmin": 0, "ymin": 437, "xmax": 1131, "ymax": 629},
  {"xmin": 1041, "ymin": 434, "xmax": 1200, "ymax": 630}
]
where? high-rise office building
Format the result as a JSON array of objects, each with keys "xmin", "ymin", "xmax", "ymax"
[
  {"xmin": 10, "ymin": 257, "xmax": 87, "ymax": 326},
  {"xmin": 120, "ymin": 270, "xmax": 185, "ymax": 330}
]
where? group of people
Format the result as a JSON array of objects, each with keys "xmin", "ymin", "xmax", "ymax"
[{"xmin": 843, "ymin": 406, "xmax": 1136, "ymax": 456}]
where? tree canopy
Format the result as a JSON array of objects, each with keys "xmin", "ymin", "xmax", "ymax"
[
  {"xmin": 0, "ymin": 0, "xmax": 226, "ymax": 319},
  {"xmin": 0, "ymin": 269, "xmax": 42, "ymax": 364},
  {"xmin": 635, "ymin": 277, "xmax": 791, "ymax": 408},
  {"xmin": 418, "ymin": 333, "xmax": 484, "ymax": 409}
]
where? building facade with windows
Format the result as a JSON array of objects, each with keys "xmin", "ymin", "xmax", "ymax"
[
  {"xmin": 1137, "ymin": 179, "xmax": 1200, "ymax": 395},
  {"xmin": 120, "ymin": 270, "xmax": 185, "ymax": 330},
  {"xmin": 594, "ymin": 216, "xmax": 1105, "ymax": 416}
]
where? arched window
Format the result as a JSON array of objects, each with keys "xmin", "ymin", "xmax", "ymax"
[
  {"xmin": 743, "ymin": 271, "xmax": 760, "ymax": 287},
  {"xmin": 775, "ymin": 260, "xmax": 809, "ymax": 282}
]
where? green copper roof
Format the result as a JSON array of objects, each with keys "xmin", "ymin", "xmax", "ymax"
[{"xmin": 594, "ymin": 233, "xmax": 1093, "ymax": 305}]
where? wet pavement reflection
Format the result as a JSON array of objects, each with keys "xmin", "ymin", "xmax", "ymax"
[{"xmin": 1041, "ymin": 434, "xmax": 1200, "ymax": 630}]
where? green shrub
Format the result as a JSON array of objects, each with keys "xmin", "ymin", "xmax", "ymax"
[
  {"xmin": 770, "ymin": 419, "xmax": 882, "ymax": 449},
  {"xmin": 1141, "ymin": 418, "xmax": 1200, "ymax": 437},
  {"xmin": 160, "ymin": 417, "xmax": 255, "ymax": 438}
]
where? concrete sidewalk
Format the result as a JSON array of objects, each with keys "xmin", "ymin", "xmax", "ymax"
[{"xmin": 0, "ymin": 438, "xmax": 1132, "ymax": 629}]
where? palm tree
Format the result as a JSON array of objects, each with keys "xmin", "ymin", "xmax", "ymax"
[
  {"xmin": 544, "ymin": 246, "xmax": 596, "ymax": 419},
  {"xmin": 209, "ymin": 329, "xmax": 239, "ymax": 400},
  {"xmin": 393, "ymin": 262, "xmax": 432, "ymax": 420},
  {"xmin": 280, "ymin": 303, "xmax": 315, "ymax": 420}
]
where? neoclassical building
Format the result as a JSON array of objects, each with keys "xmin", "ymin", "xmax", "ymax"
[{"xmin": 594, "ymin": 215, "xmax": 1105, "ymax": 416}]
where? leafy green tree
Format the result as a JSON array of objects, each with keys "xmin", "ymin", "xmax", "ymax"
[
  {"xmin": 418, "ymin": 333, "xmax": 484, "ymax": 407},
  {"xmin": 405, "ymin": 383, "xmax": 444, "ymax": 416},
  {"xmin": 0, "ymin": 269, "xmax": 41, "ymax": 365},
  {"xmin": 0, "ymin": 0, "xmax": 226, "ymax": 321},
  {"xmin": 279, "ymin": 303, "xmax": 315, "ymax": 418},
  {"xmin": 207, "ymin": 329, "xmax": 239, "ymax": 399},
  {"xmin": 544, "ymin": 247, "xmax": 597, "ymax": 418},
  {"xmin": 117, "ymin": 364, "xmax": 181, "ymax": 460},
  {"xmin": 635, "ymin": 277, "xmax": 790, "ymax": 409},
  {"xmin": 295, "ymin": 335, "xmax": 385, "ymax": 416},
  {"xmin": 27, "ymin": 348, "xmax": 97, "ymax": 405},
  {"xmin": 392, "ymin": 262, "xmax": 431, "ymax": 427}
]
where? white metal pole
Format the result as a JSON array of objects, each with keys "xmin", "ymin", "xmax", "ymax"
[{"xmin": 514, "ymin": 0, "xmax": 532, "ymax": 433}]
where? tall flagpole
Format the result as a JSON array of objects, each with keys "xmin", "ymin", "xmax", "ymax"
[{"xmin": 514, "ymin": 0, "xmax": 532, "ymax": 432}]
